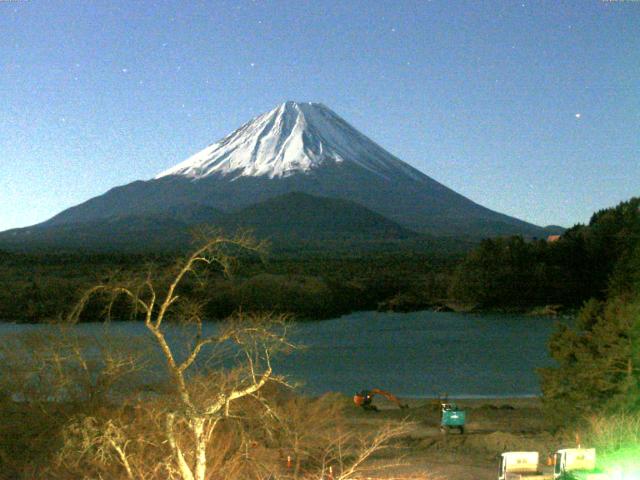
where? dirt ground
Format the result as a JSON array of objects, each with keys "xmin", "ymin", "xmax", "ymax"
[{"xmin": 347, "ymin": 397, "xmax": 562, "ymax": 480}]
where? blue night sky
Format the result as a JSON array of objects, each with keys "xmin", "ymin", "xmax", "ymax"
[{"xmin": 1, "ymin": 0, "xmax": 638, "ymax": 232}]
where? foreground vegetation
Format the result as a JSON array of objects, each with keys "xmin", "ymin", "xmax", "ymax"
[
  {"xmin": 576, "ymin": 414, "xmax": 640, "ymax": 474},
  {"xmin": 0, "ymin": 337, "xmax": 408, "ymax": 479},
  {"xmin": 0, "ymin": 235, "xmax": 412, "ymax": 479}
]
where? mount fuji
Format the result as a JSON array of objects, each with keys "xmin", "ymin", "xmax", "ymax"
[
  {"xmin": 1, "ymin": 102, "xmax": 556, "ymax": 251},
  {"xmin": 155, "ymin": 101, "xmax": 424, "ymax": 182}
]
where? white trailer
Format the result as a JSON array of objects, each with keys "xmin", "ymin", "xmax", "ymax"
[
  {"xmin": 498, "ymin": 451, "xmax": 553, "ymax": 480},
  {"xmin": 553, "ymin": 448, "xmax": 610, "ymax": 480}
]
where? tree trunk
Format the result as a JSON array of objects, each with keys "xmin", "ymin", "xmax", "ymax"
[
  {"xmin": 166, "ymin": 413, "xmax": 195, "ymax": 480},
  {"xmin": 193, "ymin": 417, "xmax": 207, "ymax": 480}
]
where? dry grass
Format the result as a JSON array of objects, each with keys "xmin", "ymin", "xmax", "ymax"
[
  {"xmin": 0, "ymin": 382, "xmax": 428, "ymax": 479},
  {"xmin": 577, "ymin": 413, "xmax": 640, "ymax": 472},
  {"xmin": 583, "ymin": 413, "xmax": 640, "ymax": 449}
]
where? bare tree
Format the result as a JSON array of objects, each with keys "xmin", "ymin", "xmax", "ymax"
[
  {"xmin": 315, "ymin": 421, "xmax": 412, "ymax": 480},
  {"xmin": 0, "ymin": 326, "xmax": 150, "ymax": 406},
  {"xmin": 264, "ymin": 392, "xmax": 418, "ymax": 480},
  {"xmin": 67, "ymin": 233, "xmax": 292, "ymax": 480},
  {"xmin": 3, "ymin": 234, "xmax": 433, "ymax": 479}
]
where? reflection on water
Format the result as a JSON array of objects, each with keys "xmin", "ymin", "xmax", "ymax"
[
  {"xmin": 280, "ymin": 311, "xmax": 558, "ymax": 397},
  {"xmin": 0, "ymin": 311, "xmax": 560, "ymax": 398}
]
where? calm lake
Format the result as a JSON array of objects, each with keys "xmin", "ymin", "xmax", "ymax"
[{"xmin": 0, "ymin": 311, "xmax": 559, "ymax": 398}]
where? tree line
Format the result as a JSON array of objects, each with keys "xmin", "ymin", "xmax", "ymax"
[
  {"xmin": 0, "ymin": 248, "xmax": 458, "ymax": 323},
  {"xmin": 537, "ymin": 198, "xmax": 640, "ymax": 426},
  {"xmin": 2, "ymin": 198, "xmax": 639, "ymax": 323},
  {"xmin": 449, "ymin": 198, "xmax": 640, "ymax": 310}
]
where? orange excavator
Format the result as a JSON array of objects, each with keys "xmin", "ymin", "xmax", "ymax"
[{"xmin": 353, "ymin": 389, "xmax": 409, "ymax": 411}]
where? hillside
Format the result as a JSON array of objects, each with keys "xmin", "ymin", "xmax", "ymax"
[{"xmin": 0, "ymin": 193, "xmax": 422, "ymax": 253}]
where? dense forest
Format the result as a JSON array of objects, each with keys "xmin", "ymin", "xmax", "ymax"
[
  {"xmin": 449, "ymin": 197, "xmax": 640, "ymax": 311},
  {"xmin": 537, "ymin": 198, "xmax": 640, "ymax": 424},
  {"xmin": 0, "ymin": 247, "xmax": 459, "ymax": 323},
  {"xmin": 1, "ymin": 197, "xmax": 639, "ymax": 324}
]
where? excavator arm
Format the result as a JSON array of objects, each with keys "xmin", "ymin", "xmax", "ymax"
[
  {"xmin": 353, "ymin": 389, "xmax": 408, "ymax": 410},
  {"xmin": 370, "ymin": 389, "xmax": 409, "ymax": 409}
]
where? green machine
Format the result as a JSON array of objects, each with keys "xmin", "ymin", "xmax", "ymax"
[{"xmin": 440, "ymin": 402, "xmax": 466, "ymax": 434}]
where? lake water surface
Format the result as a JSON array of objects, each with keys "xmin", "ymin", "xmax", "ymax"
[{"xmin": 0, "ymin": 311, "xmax": 559, "ymax": 398}]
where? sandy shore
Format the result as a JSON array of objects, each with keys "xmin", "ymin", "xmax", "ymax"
[{"xmin": 346, "ymin": 397, "xmax": 560, "ymax": 479}]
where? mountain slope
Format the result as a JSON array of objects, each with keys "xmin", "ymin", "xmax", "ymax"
[
  {"xmin": 223, "ymin": 192, "xmax": 416, "ymax": 241},
  {"xmin": 7, "ymin": 101, "xmax": 551, "ymax": 245},
  {"xmin": 0, "ymin": 193, "xmax": 417, "ymax": 252}
]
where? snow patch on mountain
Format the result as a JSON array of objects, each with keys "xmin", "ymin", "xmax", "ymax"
[{"xmin": 155, "ymin": 101, "xmax": 422, "ymax": 181}]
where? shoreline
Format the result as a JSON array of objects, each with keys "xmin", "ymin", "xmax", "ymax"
[
  {"xmin": 0, "ymin": 302, "xmax": 577, "ymax": 325},
  {"xmin": 394, "ymin": 393, "xmax": 540, "ymax": 399},
  {"xmin": 343, "ymin": 393, "xmax": 553, "ymax": 479}
]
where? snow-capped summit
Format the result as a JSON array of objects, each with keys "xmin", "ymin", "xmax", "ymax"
[{"xmin": 155, "ymin": 101, "xmax": 420, "ymax": 181}]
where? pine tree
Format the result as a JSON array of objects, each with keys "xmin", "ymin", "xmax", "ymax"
[{"xmin": 539, "ymin": 292, "xmax": 640, "ymax": 426}]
